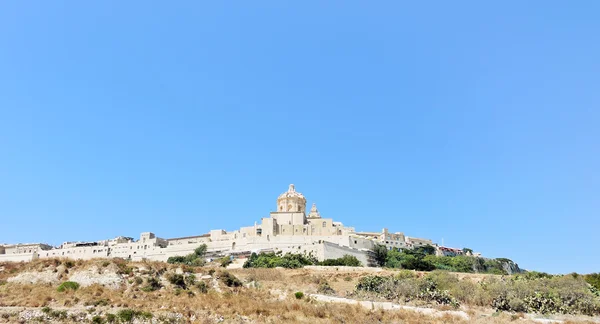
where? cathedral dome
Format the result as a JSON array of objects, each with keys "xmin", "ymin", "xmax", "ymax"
[
  {"xmin": 277, "ymin": 184, "xmax": 305, "ymax": 200},
  {"xmin": 277, "ymin": 184, "xmax": 307, "ymax": 212}
]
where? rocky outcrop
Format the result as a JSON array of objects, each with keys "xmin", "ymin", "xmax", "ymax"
[
  {"xmin": 68, "ymin": 265, "xmax": 123, "ymax": 289},
  {"xmin": 500, "ymin": 259, "xmax": 523, "ymax": 275}
]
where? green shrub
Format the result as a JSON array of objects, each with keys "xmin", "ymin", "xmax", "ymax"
[
  {"xmin": 167, "ymin": 274, "xmax": 186, "ymax": 289},
  {"xmin": 418, "ymin": 278, "xmax": 460, "ymax": 308},
  {"xmin": 219, "ymin": 271, "xmax": 243, "ymax": 287},
  {"xmin": 318, "ymin": 255, "xmax": 362, "ymax": 267},
  {"xmin": 141, "ymin": 277, "xmax": 162, "ymax": 292},
  {"xmin": 105, "ymin": 313, "xmax": 117, "ymax": 323},
  {"xmin": 584, "ymin": 273, "xmax": 600, "ymax": 290},
  {"xmin": 219, "ymin": 256, "xmax": 233, "ymax": 268},
  {"xmin": 185, "ymin": 274, "xmax": 197, "ymax": 286},
  {"xmin": 116, "ymin": 309, "xmax": 151, "ymax": 322},
  {"xmin": 196, "ymin": 281, "xmax": 208, "ymax": 293},
  {"xmin": 356, "ymin": 275, "xmax": 388, "ymax": 292},
  {"xmin": 134, "ymin": 277, "xmax": 143, "ymax": 285},
  {"xmin": 92, "ymin": 315, "xmax": 104, "ymax": 324},
  {"xmin": 57, "ymin": 281, "xmax": 80, "ymax": 292},
  {"xmin": 395, "ymin": 270, "xmax": 418, "ymax": 280},
  {"xmin": 116, "ymin": 309, "xmax": 135, "ymax": 322},
  {"xmin": 41, "ymin": 306, "xmax": 52, "ymax": 314},
  {"xmin": 167, "ymin": 244, "xmax": 207, "ymax": 266},
  {"xmin": 64, "ymin": 260, "xmax": 75, "ymax": 268},
  {"xmin": 295, "ymin": 291, "xmax": 304, "ymax": 299},
  {"xmin": 243, "ymin": 251, "xmax": 317, "ymax": 269},
  {"xmin": 49, "ymin": 310, "xmax": 68, "ymax": 320},
  {"xmin": 317, "ymin": 281, "xmax": 335, "ymax": 295}
]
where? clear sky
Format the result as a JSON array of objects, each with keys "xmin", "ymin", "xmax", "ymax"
[{"xmin": 1, "ymin": 2, "xmax": 598, "ymax": 274}]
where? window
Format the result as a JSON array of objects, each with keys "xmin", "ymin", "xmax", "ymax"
[
  {"xmin": 322, "ymin": 221, "xmax": 326, "ymax": 228},
  {"xmin": 354, "ymin": 240, "xmax": 357, "ymax": 244}
]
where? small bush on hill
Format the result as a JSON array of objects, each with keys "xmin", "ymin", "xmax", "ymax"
[
  {"xmin": 219, "ymin": 271, "xmax": 243, "ymax": 287},
  {"xmin": 295, "ymin": 291, "xmax": 304, "ymax": 299},
  {"xmin": 167, "ymin": 244, "xmax": 207, "ymax": 266},
  {"xmin": 116, "ymin": 309, "xmax": 152, "ymax": 322},
  {"xmin": 355, "ymin": 274, "xmax": 459, "ymax": 308},
  {"xmin": 105, "ymin": 314, "xmax": 117, "ymax": 323},
  {"xmin": 318, "ymin": 255, "xmax": 361, "ymax": 267},
  {"xmin": 196, "ymin": 281, "xmax": 208, "ymax": 293},
  {"xmin": 243, "ymin": 251, "xmax": 317, "ymax": 269},
  {"xmin": 141, "ymin": 277, "xmax": 162, "ymax": 292},
  {"xmin": 219, "ymin": 256, "xmax": 233, "ymax": 268},
  {"xmin": 317, "ymin": 281, "xmax": 336, "ymax": 295},
  {"xmin": 584, "ymin": 273, "xmax": 600, "ymax": 290},
  {"xmin": 167, "ymin": 274, "xmax": 186, "ymax": 289},
  {"xmin": 57, "ymin": 281, "xmax": 80, "ymax": 292}
]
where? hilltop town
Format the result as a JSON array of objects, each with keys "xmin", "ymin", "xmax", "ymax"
[{"xmin": 1, "ymin": 184, "xmax": 474, "ymax": 266}]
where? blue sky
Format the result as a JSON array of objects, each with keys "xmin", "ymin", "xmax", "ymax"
[{"xmin": 1, "ymin": 2, "xmax": 598, "ymax": 274}]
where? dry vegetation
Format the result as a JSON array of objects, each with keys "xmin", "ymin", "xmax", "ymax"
[{"xmin": 0, "ymin": 259, "xmax": 598, "ymax": 323}]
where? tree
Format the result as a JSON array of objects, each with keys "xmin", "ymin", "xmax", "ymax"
[
  {"xmin": 372, "ymin": 244, "xmax": 388, "ymax": 267},
  {"xmin": 167, "ymin": 244, "xmax": 207, "ymax": 266},
  {"xmin": 415, "ymin": 244, "xmax": 436, "ymax": 256},
  {"xmin": 194, "ymin": 244, "xmax": 207, "ymax": 257},
  {"xmin": 462, "ymin": 248, "xmax": 473, "ymax": 255}
]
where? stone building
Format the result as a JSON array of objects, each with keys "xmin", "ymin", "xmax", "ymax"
[{"xmin": 0, "ymin": 184, "xmax": 440, "ymax": 266}]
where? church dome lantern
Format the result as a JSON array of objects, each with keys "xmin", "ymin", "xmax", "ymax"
[{"xmin": 277, "ymin": 184, "xmax": 307, "ymax": 212}]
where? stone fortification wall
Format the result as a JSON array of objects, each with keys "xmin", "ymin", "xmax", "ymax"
[
  {"xmin": 136, "ymin": 234, "xmax": 354, "ymax": 262},
  {"xmin": 40, "ymin": 245, "xmax": 109, "ymax": 260},
  {"xmin": 320, "ymin": 241, "xmax": 374, "ymax": 266},
  {"xmin": 0, "ymin": 252, "xmax": 37, "ymax": 263}
]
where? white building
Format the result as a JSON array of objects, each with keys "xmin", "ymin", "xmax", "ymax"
[{"xmin": 1, "ymin": 184, "xmax": 437, "ymax": 266}]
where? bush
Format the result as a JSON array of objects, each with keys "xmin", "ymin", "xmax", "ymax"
[
  {"xmin": 418, "ymin": 278, "xmax": 460, "ymax": 308},
  {"xmin": 584, "ymin": 273, "xmax": 600, "ymax": 290},
  {"xmin": 355, "ymin": 274, "xmax": 460, "ymax": 308},
  {"xmin": 116, "ymin": 309, "xmax": 136, "ymax": 322},
  {"xmin": 219, "ymin": 271, "xmax": 243, "ymax": 287},
  {"xmin": 141, "ymin": 277, "xmax": 162, "ymax": 292},
  {"xmin": 49, "ymin": 310, "xmax": 68, "ymax": 320},
  {"xmin": 295, "ymin": 291, "xmax": 304, "ymax": 299},
  {"xmin": 243, "ymin": 251, "xmax": 317, "ymax": 269},
  {"xmin": 196, "ymin": 281, "xmax": 208, "ymax": 293},
  {"xmin": 318, "ymin": 255, "xmax": 362, "ymax": 267},
  {"xmin": 116, "ymin": 309, "xmax": 152, "ymax": 322},
  {"xmin": 167, "ymin": 274, "xmax": 186, "ymax": 289},
  {"xmin": 57, "ymin": 281, "xmax": 80, "ymax": 292},
  {"xmin": 356, "ymin": 275, "xmax": 388, "ymax": 292},
  {"xmin": 394, "ymin": 269, "xmax": 418, "ymax": 280},
  {"xmin": 105, "ymin": 314, "xmax": 117, "ymax": 323},
  {"xmin": 219, "ymin": 256, "xmax": 233, "ymax": 268},
  {"xmin": 167, "ymin": 244, "xmax": 207, "ymax": 266},
  {"xmin": 317, "ymin": 281, "xmax": 335, "ymax": 295}
]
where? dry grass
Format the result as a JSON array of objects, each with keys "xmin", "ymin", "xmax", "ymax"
[{"xmin": 1, "ymin": 260, "xmax": 598, "ymax": 323}]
